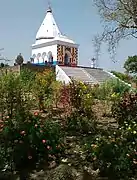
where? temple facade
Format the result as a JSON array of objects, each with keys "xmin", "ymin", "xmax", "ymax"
[
  {"xmin": 31, "ymin": 6, "xmax": 79, "ymax": 66},
  {"xmin": 31, "ymin": 4, "xmax": 115, "ymax": 85}
]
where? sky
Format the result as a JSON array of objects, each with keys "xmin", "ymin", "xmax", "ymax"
[{"xmin": 0, "ymin": 0, "xmax": 137, "ymax": 72}]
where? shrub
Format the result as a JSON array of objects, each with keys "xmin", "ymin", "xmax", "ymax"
[
  {"xmin": 0, "ymin": 72, "xmax": 33, "ymax": 119},
  {"xmin": 81, "ymin": 91, "xmax": 137, "ymax": 179},
  {"xmin": 84, "ymin": 127, "xmax": 137, "ymax": 179},
  {"xmin": 51, "ymin": 81, "xmax": 62, "ymax": 108},
  {"xmin": 20, "ymin": 68, "xmax": 36, "ymax": 89},
  {"xmin": 67, "ymin": 113, "xmax": 97, "ymax": 136},
  {"xmin": 59, "ymin": 81, "xmax": 95, "ymax": 113},
  {"xmin": 0, "ymin": 71, "xmax": 64, "ymax": 175},
  {"xmin": 97, "ymin": 79, "xmax": 130, "ymax": 100},
  {"xmin": 59, "ymin": 85, "xmax": 71, "ymax": 109},
  {"xmin": 91, "ymin": 79, "xmax": 131, "ymax": 116},
  {"xmin": 0, "ymin": 112, "xmax": 64, "ymax": 172},
  {"xmin": 83, "ymin": 90, "xmax": 137, "ymax": 179},
  {"xmin": 112, "ymin": 93, "xmax": 137, "ymax": 126},
  {"xmin": 0, "ymin": 71, "xmax": 33, "ymax": 171},
  {"xmin": 69, "ymin": 81, "xmax": 94, "ymax": 113},
  {"xmin": 33, "ymin": 70, "xmax": 55, "ymax": 111},
  {"xmin": 64, "ymin": 81, "xmax": 97, "ymax": 135},
  {"xmin": 111, "ymin": 70, "xmax": 132, "ymax": 83}
]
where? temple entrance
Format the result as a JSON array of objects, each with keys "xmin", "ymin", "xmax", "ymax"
[
  {"xmin": 48, "ymin": 51, "xmax": 53, "ymax": 64},
  {"xmin": 64, "ymin": 51, "xmax": 71, "ymax": 66}
]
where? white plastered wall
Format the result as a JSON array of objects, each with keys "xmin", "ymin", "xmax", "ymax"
[
  {"xmin": 56, "ymin": 65, "xmax": 71, "ymax": 84},
  {"xmin": 32, "ymin": 44, "xmax": 57, "ymax": 63}
]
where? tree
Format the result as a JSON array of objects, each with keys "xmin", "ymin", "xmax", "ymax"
[
  {"xmin": 0, "ymin": 63, "xmax": 9, "ymax": 68},
  {"xmin": 124, "ymin": 55, "xmax": 137, "ymax": 74},
  {"xmin": 93, "ymin": 0, "xmax": 137, "ymax": 57},
  {"xmin": 0, "ymin": 63, "xmax": 4, "ymax": 68},
  {"xmin": 15, "ymin": 53, "xmax": 24, "ymax": 65}
]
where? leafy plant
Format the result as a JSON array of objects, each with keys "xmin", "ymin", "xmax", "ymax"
[
  {"xmin": 0, "ymin": 113, "xmax": 64, "ymax": 172},
  {"xmin": 111, "ymin": 70, "xmax": 132, "ymax": 83},
  {"xmin": 66, "ymin": 111, "xmax": 97, "ymax": 135},
  {"xmin": 20, "ymin": 68, "xmax": 36, "ymax": 88},
  {"xmin": 112, "ymin": 93, "xmax": 137, "ymax": 126},
  {"xmin": 98, "ymin": 79, "xmax": 130, "ymax": 100},
  {"xmin": 0, "ymin": 71, "xmax": 64, "ymax": 175},
  {"xmin": 0, "ymin": 72, "xmax": 33, "ymax": 119},
  {"xmin": 124, "ymin": 55, "xmax": 137, "ymax": 74},
  {"xmin": 84, "ymin": 126, "xmax": 137, "ymax": 179},
  {"xmin": 15, "ymin": 53, "xmax": 24, "ymax": 65},
  {"xmin": 51, "ymin": 81, "xmax": 62, "ymax": 108},
  {"xmin": 64, "ymin": 81, "xmax": 97, "ymax": 135},
  {"xmin": 69, "ymin": 81, "xmax": 94, "ymax": 113},
  {"xmin": 33, "ymin": 69, "xmax": 55, "ymax": 111}
]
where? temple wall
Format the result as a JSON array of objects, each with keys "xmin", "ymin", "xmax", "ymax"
[
  {"xmin": 32, "ymin": 44, "xmax": 57, "ymax": 64},
  {"xmin": 57, "ymin": 44, "xmax": 78, "ymax": 66}
]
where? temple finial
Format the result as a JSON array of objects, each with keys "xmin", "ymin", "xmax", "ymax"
[{"xmin": 47, "ymin": 0, "xmax": 52, "ymax": 13}]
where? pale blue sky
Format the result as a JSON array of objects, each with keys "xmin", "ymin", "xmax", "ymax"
[{"xmin": 0, "ymin": 0, "xmax": 137, "ymax": 71}]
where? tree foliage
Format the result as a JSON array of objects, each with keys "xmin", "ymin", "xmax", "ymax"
[
  {"xmin": 93, "ymin": 0, "xmax": 137, "ymax": 56},
  {"xmin": 0, "ymin": 63, "xmax": 9, "ymax": 68},
  {"xmin": 15, "ymin": 53, "xmax": 24, "ymax": 65},
  {"xmin": 124, "ymin": 55, "xmax": 137, "ymax": 74}
]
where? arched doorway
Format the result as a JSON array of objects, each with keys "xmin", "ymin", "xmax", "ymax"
[
  {"xmin": 64, "ymin": 51, "xmax": 71, "ymax": 66},
  {"xmin": 42, "ymin": 52, "xmax": 46, "ymax": 63},
  {"xmin": 48, "ymin": 51, "xmax": 53, "ymax": 64},
  {"xmin": 31, "ymin": 54, "xmax": 36, "ymax": 63},
  {"xmin": 37, "ymin": 53, "xmax": 41, "ymax": 63}
]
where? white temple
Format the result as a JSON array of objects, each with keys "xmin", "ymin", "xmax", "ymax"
[
  {"xmin": 30, "ymin": 4, "xmax": 114, "ymax": 85},
  {"xmin": 31, "ymin": 5, "xmax": 79, "ymax": 66}
]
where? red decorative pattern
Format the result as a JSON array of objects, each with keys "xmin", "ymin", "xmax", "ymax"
[{"xmin": 57, "ymin": 45, "xmax": 78, "ymax": 66}]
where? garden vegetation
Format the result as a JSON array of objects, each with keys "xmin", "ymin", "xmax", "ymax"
[{"xmin": 0, "ymin": 68, "xmax": 136, "ymax": 180}]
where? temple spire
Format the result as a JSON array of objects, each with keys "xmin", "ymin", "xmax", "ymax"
[
  {"xmin": 47, "ymin": 0, "xmax": 52, "ymax": 13},
  {"xmin": 35, "ymin": 0, "xmax": 61, "ymax": 40}
]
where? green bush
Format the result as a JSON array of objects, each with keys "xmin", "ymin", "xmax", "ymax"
[
  {"xmin": 111, "ymin": 70, "xmax": 132, "ymax": 83},
  {"xmin": 20, "ymin": 68, "xmax": 36, "ymax": 89},
  {"xmin": 1, "ymin": 69, "xmax": 137, "ymax": 180},
  {"xmin": 66, "ymin": 111, "xmax": 97, "ymax": 135},
  {"xmin": 69, "ymin": 81, "xmax": 94, "ymax": 113},
  {"xmin": 0, "ymin": 71, "xmax": 64, "ymax": 174},
  {"xmin": 112, "ymin": 93, "xmax": 137, "ymax": 126},
  {"xmin": 83, "ymin": 91, "xmax": 137, "ymax": 179},
  {"xmin": 33, "ymin": 69, "xmax": 55, "ymax": 111},
  {"xmin": 96, "ymin": 79, "xmax": 130, "ymax": 100},
  {"xmin": 0, "ymin": 72, "xmax": 33, "ymax": 119},
  {"xmin": 84, "ymin": 127, "xmax": 137, "ymax": 179},
  {"xmin": 0, "ymin": 113, "xmax": 64, "ymax": 172},
  {"xmin": 64, "ymin": 81, "xmax": 97, "ymax": 135}
]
